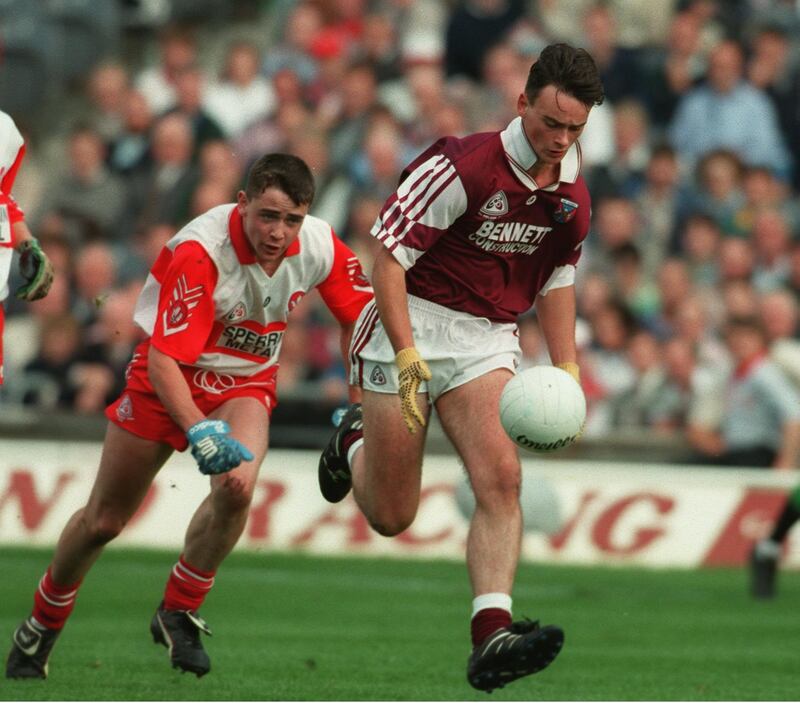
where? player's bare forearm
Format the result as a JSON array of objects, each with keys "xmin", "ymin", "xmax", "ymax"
[
  {"xmin": 774, "ymin": 421, "xmax": 800, "ymax": 470},
  {"xmin": 535, "ymin": 285, "xmax": 577, "ymax": 366},
  {"xmin": 147, "ymin": 345, "xmax": 205, "ymax": 432},
  {"xmin": 11, "ymin": 220, "xmax": 34, "ymax": 249},
  {"xmin": 372, "ymin": 247, "xmax": 415, "ymax": 354}
]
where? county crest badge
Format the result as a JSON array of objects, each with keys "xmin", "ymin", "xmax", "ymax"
[
  {"xmin": 553, "ymin": 198, "xmax": 578, "ymax": 223},
  {"xmin": 479, "ymin": 190, "xmax": 509, "ymax": 219}
]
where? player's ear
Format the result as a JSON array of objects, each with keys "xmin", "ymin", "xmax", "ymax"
[
  {"xmin": 236, "ymin": 190, "xmax": 248, "ymax": 214},
  {"xmin": 516, "ymin": 93, "xmax": 529, "ymax": 117}
]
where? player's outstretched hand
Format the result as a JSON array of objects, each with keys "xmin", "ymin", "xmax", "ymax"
[
  {"xmin": 186, "ymin": 419, "xmax": 254, "ymax": 475},
  {"xmin": 16, "ymin": 238, "xmax": 54, "ymax": 301},
  {"xmin": 395, "ymin": 346, "xmax": 432, "ymax": 434}
]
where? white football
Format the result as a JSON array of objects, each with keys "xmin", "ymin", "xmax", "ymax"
[{"xmin": 500, "ymin": 366, "xmax": 586, "ymax": 453}]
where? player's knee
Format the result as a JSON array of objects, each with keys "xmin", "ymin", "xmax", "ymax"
[
  {"xmin": 83, "ymin": 511, "xmax": 126, "ymax": 545},
  {"xmin": 365, "ymin": 506, "xmax": 416, "ymax": 537},
  {"xmin": 472, "ymin": 463, "xmax": 521, "ymax": 508},
  {"xmin": 213, "ymin": 475, "xmax": 255, "ymax": 514}
]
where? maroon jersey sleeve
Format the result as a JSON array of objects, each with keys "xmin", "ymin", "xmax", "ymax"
[
  {"xmin": 317, "ymin": 230, "xmax": 373, "ymax": 325},
  {"xmin": 149, "ymin": 240, "xmax": 219, "ymax": 364}
]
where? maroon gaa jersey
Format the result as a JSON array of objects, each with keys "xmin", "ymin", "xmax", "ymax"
[{"xmin": 369, "ymin": 117, "xmax": 591, "ymax": 323}]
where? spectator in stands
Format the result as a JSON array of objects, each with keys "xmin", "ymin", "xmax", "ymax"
[
  {"xmin": 135, "ymin": 25, "xmax": 199, "ymax": 115},
  {"xmin": 650, "ymin": 258, "xmax": 693, "ymax": 338},
  {"xmin": 751, "ymin": 209, "xmax": 793, "ymax": 292},
  {"xmin": 349, "ymin": 117, "xmax": 410, "ymax": 203},
  {"xmin": 234, "ymin": 100, "xmax": 313, "ymax": 173},
  {"xmin": 640, "ymin": 10, "xmax": 706, "ymax": 128},
  {"xmin": 668, "ymin": 39, "xmax": 791, "ymax": 177},
  {"xmin": 759, "ymin": 288, "xmax": 800, "ymax": 389},
  {"xmin": 37, "ymin": 125, "xmax": 127, "ymax": 245},
  {"xmin": 166, "ymin": 65, "xmax": 225, "ymax": 157},
  {"xmin": 608, "ymin": 243, "xmax": 660, "ymax": 324},
  {"xmin": 746, "ymin": 24, "xmax": 800, "ymax": 185},
  {"xmin": 85, "ymin": 61, "xmax": 130, "ymax": 146},
  {"xmin": 355, "ymin": 11, "xmax": 403, "ymax": 83},
  {"xmin": 585, "ymin": 196, "xmax": 641, "ymax": 275},
  {"xmin": 722, "ymin": 277, "xmax": 760, "ymax": 321},
  {"xmin": 197, "ymin": 140, "xmax": 243, "ymax": 198},
  {"xmin": 20, "ymin": 313, "xmax": 83, "ymax": 410},
  {"xmin": 322, "ymin": 61, "xmax": 380, "ymax": 173},
  {"xmin": 738, "ymin": 164, "xmax": 800, "ymax": 233},
  {"xmin": 698, "ymin": 315, "xmax": 800, "ymax": 468},
  {"xmin": 586, "ymin": 99, "xmax": 651, "ymax": 202},
  {"xmin": 261, "ymin": 1, "xmax": 323, "ymax": 84},
  {"xmin": 108, "ymin": 89, "xmax": 154, "ymax": 176},
  {"xmin": 582, "ymin": 299, "xmax": 637, "ymax": 434},
  {"xmin": 633, "ymin": 145, "xmax": 691, "ymax": 268},
  {"xmin": 691, "ymin": 149, "xmax": 747, "ymax": 236},
  {"xmin": 124, "ymin": 113, "xmax": 200, "ymax": 236},
  {"xmin": 287, "ymin": 127, "xmax": 353, "ymax": 235},
  {"xmin": 680, "ymin": 213, "xmax": 721, "ymax": 290},
  {"xmin": 204, "ymin": 41, "xmax": 276, "ymax": 139},
  {"xmin": 718, "ymin": 237, "xmax": 755, "ymax": 283},
  {"xmin": 614, "ymin": 329, "xmax": 676, "ymax": 430},
  {"xmin": 71, "ymin": 242, "xmax": 118, "ymax": 327},
  {"xmin": 581, "ymin": 3, "xmax": 642, "ymax": 104},
  {"xmin": 662, "ymin": 335, "xmax": 726, "ymax": 459},
  {"xmin": 443, "ymin": 0, "xmax": 525, "ymax": 82}
]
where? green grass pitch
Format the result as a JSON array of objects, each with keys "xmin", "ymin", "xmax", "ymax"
[{"xmin": 1, "ymin": 546, "xmax": 798, "ymax": 701}]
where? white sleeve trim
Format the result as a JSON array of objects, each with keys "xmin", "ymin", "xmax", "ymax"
[{"xmin": 538, "ymin": 265, "xmax": 575, "ymax": 296}]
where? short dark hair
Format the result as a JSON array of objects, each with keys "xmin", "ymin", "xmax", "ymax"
[
  {"xmin": 525, "ymin": 43, "xmax": 605, "ymax": 109},
  {"xmin": 245, "ymin": 153, "xmax": 315, "ymax": 205}
]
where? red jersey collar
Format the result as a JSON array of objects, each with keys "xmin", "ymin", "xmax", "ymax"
[
  {"xmin": 733, "ymin": 351, "xmax": 768, "ymax": 379},
  {"xmin": 227, "ymin": 205, "xmax": 301, "ymax": 264}
]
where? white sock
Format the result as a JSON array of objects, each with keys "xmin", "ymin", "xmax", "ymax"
[
  {"xmin": 471, "ymin": 592, "xmax": 512, "ymax": 618},
  {"xmin": 755, "ymin": 539, "xmax": 780, "ymax": 559},
  {"xmin": 347, "ymin": 437, "xmax": 364, "ymax": 468}
]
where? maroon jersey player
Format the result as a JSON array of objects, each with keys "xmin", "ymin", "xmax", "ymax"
[{"xmin": 319, "ymin": 43, "xmax": 604, "ymax": 693}]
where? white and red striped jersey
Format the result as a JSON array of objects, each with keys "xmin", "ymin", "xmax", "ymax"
[
  {"xmin": 0, "ymin": 110, "xmax": 27, "ymax": 302},
  {"xmin": 370, "ymin": 117, "xmax": 592, "ymax": 323},
  {"xmin": 128, "ymin": 204, "xmax": 372, "ymax": 390}
]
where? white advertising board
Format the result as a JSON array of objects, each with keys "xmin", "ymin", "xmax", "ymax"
[{"xmin": 1, "ymin": 440, "xmax": 798, "ymax": 568}]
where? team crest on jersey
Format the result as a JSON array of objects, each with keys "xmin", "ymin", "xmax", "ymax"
[
  {"xmin": 553, "ymin": 198, "xmax": 578, "ymax": 223},
  {"xmin": 162, "ymin": 275, "xmax": 204, "ymax": 336},
  {"xmin": 370, "ymin": 365, "xmax": 387, "ymax": 386},
  {"xmin": 347, "ymin": 257, "xmax": 372, "ymax": 292},
  {"xmin": 287, "ymin": 290, "xmax": 305, "ymax": 313},
  {"xmin": 116, "ymin": 393, "xmax": 134, "ymax": 422},
  {"xmin": 226, "ymin": 302, "xmax": 246, "ymax": 322},
  {"xmin": 479, "ymin": 191, "xmax": 509, "ymax": 219}
]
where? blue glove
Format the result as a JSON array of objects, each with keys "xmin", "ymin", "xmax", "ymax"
[{"xmin": 186, "ymin": 419, "xmax": 254, "ymax": 475}]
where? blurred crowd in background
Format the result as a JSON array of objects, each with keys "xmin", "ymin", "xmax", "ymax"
[{"xmin": 2, "ymin": 0, "xmax": 800, "ymax": 467}]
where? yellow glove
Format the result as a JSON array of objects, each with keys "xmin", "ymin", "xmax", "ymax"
[
  {"xmin": 556, "ymin": 361, "xmax": 584, "ymax": 440},
  {"xmin": 555, "ymin": 361, "xmax": 580, "ymax": 384},
  {"xmin": 395, "ymin": 346, "xmax": 432, "ymax": 434}
]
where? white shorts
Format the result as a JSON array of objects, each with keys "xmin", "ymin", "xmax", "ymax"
[{"xmin": 349, "ymin": 295, "xmax": 521, "ymax": 402}]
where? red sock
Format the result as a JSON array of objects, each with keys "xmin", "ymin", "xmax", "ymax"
[
  {"xmin": 471, "ymin": 607, "xmax": 512, "ymax": 647},
  {"xmin": 32, "ymin": 567, "xmax": 82, "ymax": 630},
  {"xmin": 163, "ymin": 555, "xmax": 215, "ymax": 612}
]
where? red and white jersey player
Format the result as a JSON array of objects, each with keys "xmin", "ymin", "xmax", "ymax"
[{"xmin": 110, "ymin": 202, "xmax": 372, "ymax": 445}]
